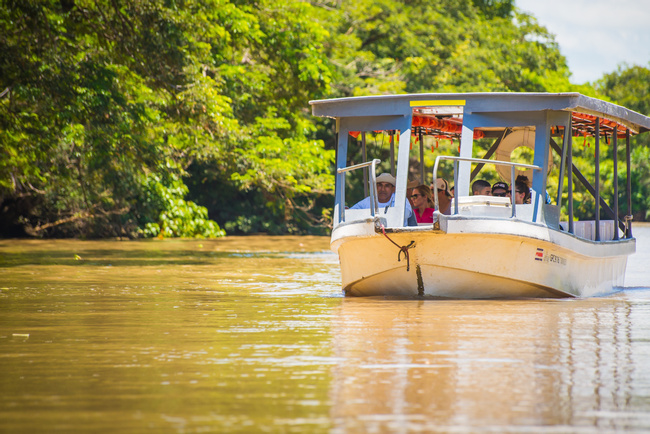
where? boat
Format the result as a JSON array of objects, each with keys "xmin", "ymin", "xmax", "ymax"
[{"xmin": 310, "ymin": 92, "xmax": 650, "ymax": 298}]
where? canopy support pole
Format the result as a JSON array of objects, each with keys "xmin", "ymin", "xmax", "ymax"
[
  {"xmin": 419, "ymin": 129, "xmax": 425, "ymax": 184},
  {"xmin": 613, "ymin": 128, "xmax": 619, "ymax": 240},
  {"xmin": 595, "ymin": 118, "xmax": 601, "ymax": 241},
  {"xmin": 567, "ymin": 125, "xmax": 574, "ymax": 235},
  {"xmin": 390, "ymin": 131, "xmax": 396, "ymax": 176},
  {"xmin": 362, "ymin": 132, "xmax": 368, "ymax": 197},
  {"xmin": 626, "ymin": 129, "xmax": 633, "ymax": 238}
]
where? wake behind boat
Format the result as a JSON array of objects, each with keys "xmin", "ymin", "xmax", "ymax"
[{"xmin": 310, "ymin": 92, "xmax": 650, "ymax": 298}]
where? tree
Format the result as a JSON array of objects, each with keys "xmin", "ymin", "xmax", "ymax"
[
  {"xmin": 313, "ymin": 0, "xmax": 574, "ymax": 98},
  {"xmin": 0, "ymin": 0, "xmax": 335, "ymax": 237},
  {"xmin": 597, "ymin": 63, "xmax": 650, "ymax": 116}
]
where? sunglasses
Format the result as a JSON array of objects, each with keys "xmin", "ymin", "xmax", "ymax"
[
  {"xmin": 493, "ymin": 192, "xmax": 507, "ymax": 197},
  {"xmin": 411, "ymin": 194, "xmax": 422, "ymax": 199}
]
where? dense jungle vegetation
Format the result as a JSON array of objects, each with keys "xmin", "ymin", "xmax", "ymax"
[{"xmin": 1, "ymin": 0, "xmax": 649, "ymax": 238}]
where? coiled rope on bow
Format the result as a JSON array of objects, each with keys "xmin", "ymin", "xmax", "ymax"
[{"xmin": 380, "ymin": 224, "xmax": 415, "ymax": 271}]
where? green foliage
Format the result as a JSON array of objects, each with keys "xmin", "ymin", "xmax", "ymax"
[
  {"xmin": 597, "ymin": 63, "xmax": 650, "ymax": 116},
  {"xmin": 629, "ymin": 145, "xmax": 650, "ymax": 220},
  {"xmin": 1, "ymin": 0, "xmax": 648, "ymax": 238},
  {"xmin": 316, "ymin": 0, "xmax": 574, "ymax": 97},
  {"xmin": 1, "ymin": 0, "xmax": 334, "ymax": 237},
  {"xmin": 471, "ymin": 0, "xmax": 515, "ymax": 19},
  {"xmin": 140, "ymin": 173, "xmax": 225, "ymax": 238}
]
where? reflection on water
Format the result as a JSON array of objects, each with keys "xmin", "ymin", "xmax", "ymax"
[
  {"xmin": 330, "ymin": 297, "xmax": 650, "ymax": 432},
  {"xmin": 626, "ymin": 225, "xmax": 650, "ymax": 288},
  {"xmin": 1, "ymin": 229, "xmax": 650, "ymax": 433}
]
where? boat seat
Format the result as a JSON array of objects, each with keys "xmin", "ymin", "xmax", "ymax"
[
  {"xmin": 454, "ymin": 196, "xmax": 548, "ymax": 223},
  {"xmin": 456, "ymin": 195, "xmax": 512, "ymax": 218}
]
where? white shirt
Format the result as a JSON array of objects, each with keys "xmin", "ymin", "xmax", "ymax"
[{"xmin": 351, "ymin": 193, "xmax": 414, "ymax": 225}]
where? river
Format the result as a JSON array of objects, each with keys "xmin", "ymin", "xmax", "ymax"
[{"xmin": 1, "ymin": 225, "xmax": 650, "ymax": 433}]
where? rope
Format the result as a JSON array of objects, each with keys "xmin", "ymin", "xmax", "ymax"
[{"xmin": 380, "ymin": 224, "xmax": 415, "ymax": 271}]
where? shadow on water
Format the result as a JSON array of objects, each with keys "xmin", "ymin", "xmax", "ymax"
[
  {"xmin": 0, "ymin": 249, "xmax": 307, "ymax": 267},
  {"xmin": 0, "ymin": 236, "xmax": 333, "ymax": 268}
]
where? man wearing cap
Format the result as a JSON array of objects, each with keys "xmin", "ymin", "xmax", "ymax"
[
  {"xmin": 491, "ymin": 181, "xmax": 510, "ymax": 198},
  {"xmin": 431, "ymin": 178, "xmax": 452, "ymax": 215},
  {"xmin": 351, "ymin": 173, "xmax": 416, "ymax": 225}
]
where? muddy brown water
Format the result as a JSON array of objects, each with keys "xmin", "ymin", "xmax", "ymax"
[{"xmin": 2, "ymin": 228, "xmax": 650, "ymax": 433}]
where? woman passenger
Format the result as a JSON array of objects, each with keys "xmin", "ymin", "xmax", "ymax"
[
  {"xmin": 513, "ymin": 175, "xmax": 531, "ymax": 204},
  {"xmin": 410, "ymin": 185, "xmax": 435, "ymax": 223}
]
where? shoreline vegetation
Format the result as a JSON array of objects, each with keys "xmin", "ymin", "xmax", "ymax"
[{"xmin": 2, "ymin": 1, "xmax": 649, "ymax": 239}]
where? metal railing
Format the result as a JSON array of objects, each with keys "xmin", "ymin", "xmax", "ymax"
[
  {"xmin": 433, "ymin": 156, "xmax": 542, "ymax": 218},
  {"xmin": 337, "ymin": 159, "xmax": 381, "ymax": 221}
]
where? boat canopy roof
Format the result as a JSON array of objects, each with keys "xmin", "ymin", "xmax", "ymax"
[{"xmin": 310, "ymin": 92, "xmax": 650, "ymax": 135}]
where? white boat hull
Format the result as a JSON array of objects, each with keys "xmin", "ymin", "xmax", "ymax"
[{"xmin": 331, "ymin": 216, "xmax": 634, "ymax": 298}]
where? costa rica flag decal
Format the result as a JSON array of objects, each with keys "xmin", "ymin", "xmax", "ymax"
[{"xmin": 535, "ymin": 248, "xmax": 544, "ymax": 261}]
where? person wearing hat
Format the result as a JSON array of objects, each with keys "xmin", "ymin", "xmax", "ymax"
[
  {"xmin": 351, "ymin": 173, "xmax": 416, "ymax": 225},
  {"xmin": 430, "ymin": 178, "xmax": 452, "ymax": 215},
  {"xmin": 491, "ymin": 181, "xmax": 510, "ymax": 198}
]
